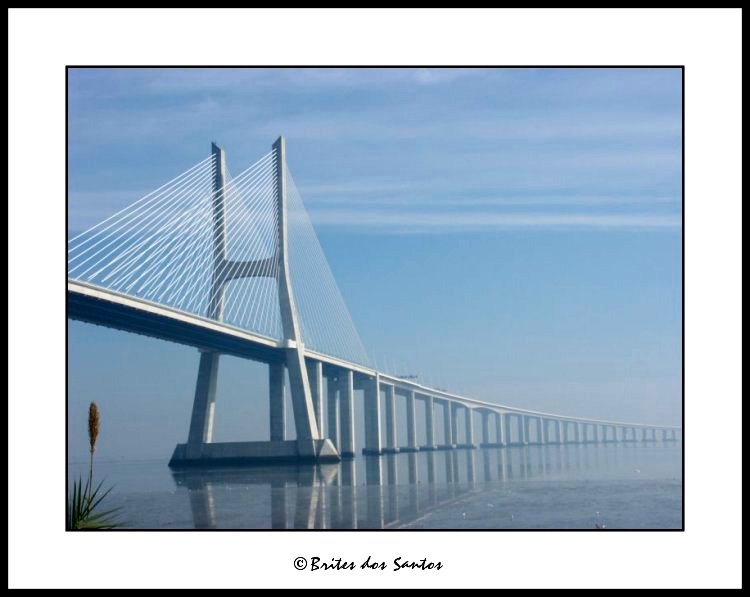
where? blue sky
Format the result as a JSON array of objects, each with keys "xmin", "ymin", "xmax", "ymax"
[{"xmin": 67, "ymin": 67, "xmax": 682, "ymax": 461}]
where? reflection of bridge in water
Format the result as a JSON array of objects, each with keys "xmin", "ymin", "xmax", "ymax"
[{"xmin": 171, "ymin": 442, "xmax": 673, "ymax": 529}]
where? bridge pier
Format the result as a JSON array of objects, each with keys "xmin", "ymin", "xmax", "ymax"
[
  {"xmin": 362, "ymin": 375, "xmax": 382, "ymax": 456},
  {"xmin": 533, "ymin": 417, "xmax": 543, "ymax": 445},
  {"xmin": 463, "ymin": 407, "xmax": 477, "ymax": 449},
  {"xmin": 269, "ymin": 361, "xmax": 286, "ymax": 441},
  {"xmin": 480, "ymin": 412, "xmax": 491, "ymax": 447},
  {"xmin": 186, "ymin": 350, "xmax": 221, "ymax": 454},
  {"xmin": 422, "ymin": 395, "xmax": 436, "ymax": 450},
  {"xmin": 383, "ymin": 385, "xmax": 399, "ymax": 454},
  {"xmin": 339, "ymin": 370, "xmax": 356, "ymax": 458},
  {"xmin": 506, "ymin": 414, "xmax": 515, "ymax": 444},
  {"xmin": 523, "ymin": 415, "xmax": 531, "ymax": 445},
  {"xmin": 327, "ymin": 373, "xmax": 340, "ymax": 449},
  {"xmin": 517, "ymin": 414, "xmax": 527, "ymax": 445},
  {"xmin": 403, "ymin": 390, "xmax": 419, "ymax": 452},
  {"xmin": 439, "ymin": 400, "xmax": 455, "ymax": 449},
  {"xmin": 451, "ymin": 403, "xmax": 461, "ymax": 448},
  {"xmin": 307, "ymin": 360, "xmax": 324, "ymax": 437},
  {"xmin": 496, "ymin": 412, "xmax": 506, "ymax": 446}
]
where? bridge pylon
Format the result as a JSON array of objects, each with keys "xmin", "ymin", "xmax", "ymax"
[{"xmin": 171, "ymin": 138, "xmax": 339, "ymax": 466}]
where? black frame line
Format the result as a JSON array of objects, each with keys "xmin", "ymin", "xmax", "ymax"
[{"xmin": 65, "ymin": 65, "xmax": 685, "ymax": 532}]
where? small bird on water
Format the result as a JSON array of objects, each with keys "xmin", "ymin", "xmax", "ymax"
[{"xmin": 594, "ymin": 511, "xmax": 606, "ymax": 529}]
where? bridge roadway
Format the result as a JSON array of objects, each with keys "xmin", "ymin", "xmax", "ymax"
[{"xmin": 68, "ymin": 279, "xmax": 681, "ymax": 462}]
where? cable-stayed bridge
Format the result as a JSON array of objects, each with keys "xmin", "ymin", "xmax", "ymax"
[{"xmin": 67, "ymin": 137, "xmax": 680, "ymax": 466}]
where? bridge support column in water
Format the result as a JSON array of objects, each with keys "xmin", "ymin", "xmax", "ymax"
[
  {"xmin": 326, "ymin": 372, "xmax": 340, "ymax": 450},
  {"xmin": 307, "ymin": 360, "xmax": 324, "ymax": 438},
  {"xmin": 516, "ymin": 415, "xmax": 528, "ymax": 446},
  {"xmin": 480, "ymin": 411, "xmax": 491, "ymax": 447},
  {"xmin": 269, "ymin": 362, "xmax": 286, "ymax": 441},
  {"xmin": 451, "ymin": 403, "xmax": 461, "ymax": 448},
  {"xmin": 339, "ymin": 370, "xmax": 356, "ymax": 457},
  {"xmin": 463, "ymin": 406, "xmax": 477, "ymax": 449},
  {"xmin": 523, "ymin": 415, "xmax": 531, "ymax": 446},
  {"xmin": 503, "ymin": 412, "xmax": 512, "ymax": 446},
  {"xmin": 383, "ymin": 384, "xmax": 399, "ymax": 454},
  {"xmin": 422, "ymin": 394, "xmax": 436, "ymax": 450},
  {"xmin": 440, "ymin": 400, "xmax": 455, "ymax": 449},
  {"xmin": 536, "ymin": 417, "xmax": 544, "ymax": 445},
  {"xmin": 403, "ymin": 390, "xmax": 419, "ymax": 452},
  {"xmin": 185, "ymin": 350, "xmax": 220, "ymax": 453},
  {"xmin": 496, "ymin": 411, "xmax": 505, "ymax": 446},
  {"xmin": 362, "ymin": 374, "xmax": 382, "ymax": 455}
]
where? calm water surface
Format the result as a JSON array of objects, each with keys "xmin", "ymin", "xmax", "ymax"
[{"xmin": 68, "ymin": 442, "xmax": 682, "ymax": 529}]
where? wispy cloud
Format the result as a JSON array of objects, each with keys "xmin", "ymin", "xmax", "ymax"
[{"xmin": 307, "ymin": 209, "xmax": 681, "ymax": 233}]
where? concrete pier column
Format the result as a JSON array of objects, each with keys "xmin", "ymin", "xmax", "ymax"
[
  {"xmin": 307, "ymin": 360, "xmax": 324, "ymax": 437},
  {"xmin": 517, "ymin": 415, "xmax": 526, "ymax": 445},
  {"xmin": 536, "ymin": 417, "xmax": 544, "ymax": 445},
  {"xmin": 542, "ymin": 419, "xmax": 550, "ymax": 444},
  {"xmin": 339, "ymin": 370, "xmax": 355, "ymax": 457},
  {"xmin": 481, "ymin": 412, "xmax": 491, "ymax": 446},
  {"xmin": 443, "ymin": 401, "xmax": 454, "ymax": 448},
  {"xmin": 502, "ymin": 412, "xmax": 511, "ymax": 446},
  {"xmin": 384, "ymin": 385, "xmax": 398, "ymax": 453},
  {"xmin": 268, "ymin": 361, "xmax": 286, "ymax": 442},
  {"xmin": 464, "ymin": 407, "xmax": 476, "ymax": 448},
  {"xmin": 405, "ymin": 390, "xmax": 418, "ymax": 452},
  {"xmin": 523, "ymin": 416, "xmax": 531, "ymax": 445},
  {"xmin": 451, "ymin": 403, "xmax": 460, "ymax": 447},
  {"xmin": 424, "ymin": 395, "xmax": 436, "ymax": 450},
  {"xmin": 187, "ymin": 351, "xmax": 221, "ymax": 450},
  {"xmin": 327, "ymin": 373, "xmax": 339, "ymax": 449},
  {"xmin": 555, "ymin": 420, "xmax": 562, "ymax": 444},
  {"xmin": 574, "ymin": 422, "xmax": 582, "ymax": 444},
  {"xmin": 593, "ymin": 423, "xmax": 600, "ymax": 443},
  {"xmin": 363, "ymin": 375, "xmax": 382, "ymax": 455},
  {"xmin": 562, "ymin": 421, "xmax": 570, "ymax": 444}
]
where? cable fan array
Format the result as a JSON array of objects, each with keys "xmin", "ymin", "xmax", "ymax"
[
  {"xmin": 68, "ymin": 145, "xmax": 372, "ymax": 367},
  {"xmin": 68, "ymin": 150, "xmax": 282, "ymax": 338},
  {"xmin": 286, "ymin": 166, "xmax": 371, "ymax": 366}
]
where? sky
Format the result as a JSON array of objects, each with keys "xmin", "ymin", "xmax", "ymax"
[{"xmin": 67, "ymin": 67, "xmax": 682, "ymax": 462}]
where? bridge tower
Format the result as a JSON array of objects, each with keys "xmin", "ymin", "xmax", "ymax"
[{"xmin": 177, "ymin": 138, "xmax": 338, "ymax": 464}]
